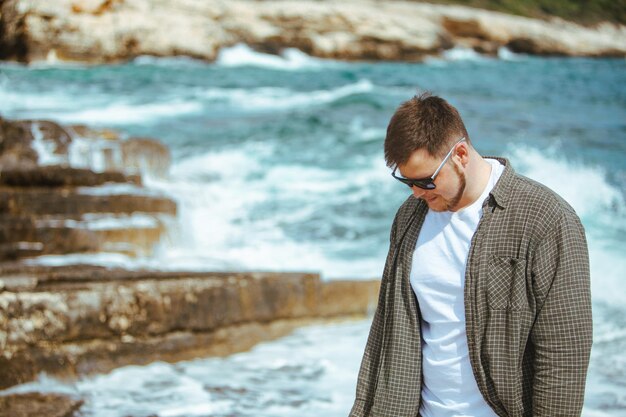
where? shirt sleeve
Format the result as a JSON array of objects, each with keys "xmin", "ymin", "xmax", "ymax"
[
  {"xmin": 530, "ymin": 210, "xmax": 593, "ymax": 416},
  {"xmin": 349, "ymin": 212, "xmax": 399, "ymax": 417}
]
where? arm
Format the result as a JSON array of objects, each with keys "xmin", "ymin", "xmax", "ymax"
[
  {"xmin": 530, "ymin": 211, "xmax": 593, "ymax": 416},
  {"xmin": 349, "ymin": 213, "xmax": 399, "ymax": 417}
]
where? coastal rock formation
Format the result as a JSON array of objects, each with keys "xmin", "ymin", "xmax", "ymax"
[
  {"xmin": 0, "ymin": 117, "xmax": 176, "ymax": 261},
  {"xmin": 0, "ymin": 0, "xmax": 624, "ymax": 64},
  {"xmin": 0, "ymin": 265, "xmax": 379, "ymax": 391},
  {"xmin": 0, "ymin": 392, "xmax": 83, "ymax": 417}
]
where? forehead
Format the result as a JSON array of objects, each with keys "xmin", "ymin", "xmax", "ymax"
[{"xmin": 398, "ymin": 148, "xmax": 440, "ymax": 178}]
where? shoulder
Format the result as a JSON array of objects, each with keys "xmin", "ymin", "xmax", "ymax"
[
  {"xmin": 510, "ymin": 173, "xmax": 577, "ymax": 216},
  {"xmin": 388, "ymin": 195, "xmax": 425, "ymax": 240},
  {"xmin": 507, "ymin": 172, "xmax": 582, "ymax": 237},
  {"xmin": 395, "ymin": 195, "xmax": 423, "ymax": 222}
]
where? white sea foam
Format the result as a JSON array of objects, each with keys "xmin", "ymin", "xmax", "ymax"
[
  {"xmin": 199, "ymin": 79, "xmax": 375, "ymax": 111},
  {"xmin": 85, "ymin": 213, "xmax": 163, "ymax": 230},
  {"xmin": 427, "ymin": 46, "xmax": 523, "ymax": 63},
  {"xmin": 0, "ymin": 83, "xmax": 202, "ymax": 125},
  {"xmin": 215, "ymin": 43, "xmax": 332, "ymax": 70},
  {"xmin": 132, "ymin": 55, "xmax": 210, "ymax": 67},
  {"xmin": 497, "ymin": 46, "xmax": 525, "ymax": 61},
  {"xmin": 50, "ymin": 100, "xmax": 203, "ymax": 125},
  {"xmin": 425, "ymin": 46, "xmax": 492, "ymax": 66},
  {"xmin": 349, "ymin": 117, "xmax": 386, "ymax": 143},
  {"xmin": 30, "ymin": 122, "xmax": 69, "ymax": 166},
  {"xmin": 22, "ymin": 252, "xmax": 139, "ymax": 268},
  {"xmin": 139, "ymin": 144, "xmax": 392, "ymax": 279},
  {"xmin": 34, "ymin": 213, "xmax": 163, "ymax": 230},
  {"xmin": 1, "ymin": 79, "xmax": 375, "ymax": 122},
  {"xmin": 0, "ymin": 86, "xmax": 100, "ymax": 118},
  {"xmin": 76, "ymin": 183, "xmax": 164, "ymax": 197},
  {"xmin": 508, "ymin": 146, "xmax": 625, "ymax": 308},
  {"xmin": 508, "ymin": 146, "xmax": 622, "ymax": 218},
  {"xmin": 442, "ymin": 46, "xmax": 486, "ymax": 61}
]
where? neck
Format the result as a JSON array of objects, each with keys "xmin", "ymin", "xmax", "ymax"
[{"xmin": 455, "ymin": 152, "xmax": 492, "ymax": 211}]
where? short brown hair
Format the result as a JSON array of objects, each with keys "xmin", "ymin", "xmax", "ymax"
[{"xmin": 384, "ymin": 92, "xmax": 470, "ymax": 168}]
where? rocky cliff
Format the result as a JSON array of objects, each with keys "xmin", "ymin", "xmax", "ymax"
[
  {"xmin": 0, "ymin": 0, "xmax": 624, "ymax": 64},
  {"xmin": 0, "ymin": 117, "xmax": 175, "ymax": 262}
]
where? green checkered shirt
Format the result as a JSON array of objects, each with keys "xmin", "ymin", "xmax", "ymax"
[{"xmin": 350, "ymin": 157, "xmax": 593, "ymax": 417}]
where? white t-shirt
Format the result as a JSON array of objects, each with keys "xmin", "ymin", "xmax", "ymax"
[{"xmin": 410, "ymin": 158, "xmax": 504, "ymax": 417}]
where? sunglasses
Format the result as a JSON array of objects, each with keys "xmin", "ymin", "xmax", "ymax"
[{"xmin": 391, "ymin": 137, "xmax": 466, "ymax": 190}]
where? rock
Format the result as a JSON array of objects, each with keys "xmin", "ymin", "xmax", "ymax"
[
  {"xmin": 0, "ymin": 266, "xmax": 380, "ymax": 390},
  {"xmin": 0, "ymin": 0, "xmax": 624, "ymax": 63},
  {"xmin": 0, "ymin": 188, "xmax": 176, "ymax": 217},
  {"xmin": 434, "ymin": 5, "xmax": 626, "ymax": 56},
  {"xmin": 121, "ymin": 137, "xmax": 170, "ymax": 178},
  {"xmin": 0, "ymin": 118, "xmax": 37, "ymax": 169},
  {"xmin": 0, "ymin": 392, "xmax": 83, "ymax": 417},
  {"xmin": 0, "ymin": 117, "xmax": 177, "ymax": 261},
  {"xmin": 0, "ymin": 166, "xmax": 141, "ymax": 187}
]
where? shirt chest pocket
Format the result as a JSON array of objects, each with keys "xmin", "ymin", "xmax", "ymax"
[{"xmin": 486, "ymin": 255, "xmax": 529, "ymax": 311}]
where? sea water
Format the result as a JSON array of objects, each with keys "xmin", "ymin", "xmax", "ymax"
[{"xmin": 0, "ymin": 45, "xmax": 624, "ymax": 416}]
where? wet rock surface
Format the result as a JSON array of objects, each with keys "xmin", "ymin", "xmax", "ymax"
[
  {"xmin": 0, "ymin": 392, "xmax": 84, "ymax": 417},
  {"xmin": 0, "ymin": 117, "xmax": 176, "ymax": 262},
  {"xmin": 0, "ymin": 265, "xmax": 379, "ymax": 392},
  {"xmin": 0, "ymin": 0, "xmax": 624, "ymax": 64},
  {"xmin": 0, "ymin": 166, "xmax": 141, "ymax": 187}
]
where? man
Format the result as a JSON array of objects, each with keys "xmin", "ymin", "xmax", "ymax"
[{"xmin": 350, "ymin": 93, "xmax": 592, "ymax": 417}]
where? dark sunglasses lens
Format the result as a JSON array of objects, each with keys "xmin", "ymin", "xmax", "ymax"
[
  {"xmin": 392, "ymin": 171, "xmax": 435, "ymax": 190},
  {"xmin": 407, "ymin": 180, "xmax": 435, "ymax": 190}
]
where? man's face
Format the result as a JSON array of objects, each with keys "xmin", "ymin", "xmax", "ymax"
[{"xmin": 397, "ymin": 147, "xmax": 466, "ymax": 212}]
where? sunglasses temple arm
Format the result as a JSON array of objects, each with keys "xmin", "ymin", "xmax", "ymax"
[
  {"xmin": 431, "ymin": 136, "xmax": 466, "ymax": 179},
  {"xmin": 431, "ymin": 149, "xmax": 452, "ymax": 179}
]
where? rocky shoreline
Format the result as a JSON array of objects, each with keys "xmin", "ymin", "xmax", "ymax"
[
  {"xmin": 0, "ymin": 265, "xmax": 379, "ymax": 388},
  {"xmin": 1, "ymin": 0, "xmax": 625, "ymax": 64},
  {"xmin": 0, "ymin": 115, "xmax": 380, "ymax": 416},
  {"xmin": 0, "ymin": 264, "xmax": 378, "ymax": 416}
]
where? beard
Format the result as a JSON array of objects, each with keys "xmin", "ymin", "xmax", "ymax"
[{"xmin": 427, "ymin": 162, "xmax": 466, "ymax": 212}]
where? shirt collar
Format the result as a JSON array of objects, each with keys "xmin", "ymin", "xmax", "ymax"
[{"xmin": 482, "ymin": 156, "xmax": 514, "ymax": 210}]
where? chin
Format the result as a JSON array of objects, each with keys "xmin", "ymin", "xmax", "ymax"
[
  {"xmin": 429, "ymin": 204, "xmax": 448, "ymax": 213},
  {"xmin": 423, "ymin": 196, "xmax": 459, "ymax": 212},
  {"xmin": 424, "ymin": 198, "xmax": 446, "ymax": 212}
]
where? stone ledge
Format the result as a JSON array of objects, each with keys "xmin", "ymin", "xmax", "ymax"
[
  {"xmin": 0, "ymin": 267, "xmax": 379, "ymax": 390},
  {"xmin": 0, "ymin": 166, "xmax": 142, "ymax": 187},
  {"xmin": 0, "ymin": 392, "xmax": 83, "ymax": 417}
]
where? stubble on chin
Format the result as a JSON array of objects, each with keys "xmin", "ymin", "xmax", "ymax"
[{"xmin": 424, "ymin": 165, "xmax": 466, "ymax": 212}]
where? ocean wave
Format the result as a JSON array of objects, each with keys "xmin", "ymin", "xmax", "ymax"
[
  {"xmin": 140, "ymin": 144, "xmax": 392, "ymax": 279},
  {"xmin": 132, "ymin": 55, "xmax": 211, "ymax": 67},
  {"xmin": 442, "ymin": 46, "xmax": 487, "ymax": 61},
  {"xmin": 0, "ymin": 84, "xmax": 100, "ymax": 117},
  {"xmin": 424, "ymin": 46, "xmax": 491, "ymax": 66},
  {"xmin": 509, "ymin": 146, "xmax": 625, "ymax": 308},
  {"xmin": 424, "ymin": 46, "xmax": 525, "ymax": 65},
  {"xmin": 0, "ymin": 77, "xmax": 376, "ymax": 123},
  {"xmin": 509, "ymin": 146, "xmax": 623, "ymax": 218},
  {"xmin": 50, "ymin": 100, "xmax": 204, "ymax": 125},
  {"xmin": 215, "ymin": 43, "xmax": 334, "ymax": 70},
  {"xmin": 497, "ymin": 46, "xmax": 526, "ymax": 61},
  {"xmin": 199, "ymin": 79, "xmax": 375, "ymax": 111},
  {"xmin": 0, "ymin": 321, "xmax": 370, "ymax": 416},
  {"xmin": 0, "ymin": 90, "xmax": 204, "ymax": 125}
]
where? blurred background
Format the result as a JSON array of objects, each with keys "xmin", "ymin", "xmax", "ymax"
[{"xmin": 0, "ymin": 0, "xmax": 625, "ymax": 416}]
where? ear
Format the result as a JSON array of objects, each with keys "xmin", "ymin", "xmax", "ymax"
[{"xmin": 453, "ymin": 142, "xmax": 470, "ymax": 168}]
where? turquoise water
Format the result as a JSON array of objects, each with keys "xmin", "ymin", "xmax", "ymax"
[{"xmin": 1, "ymin": 47, "xmax": 625, "ymax": 415}]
